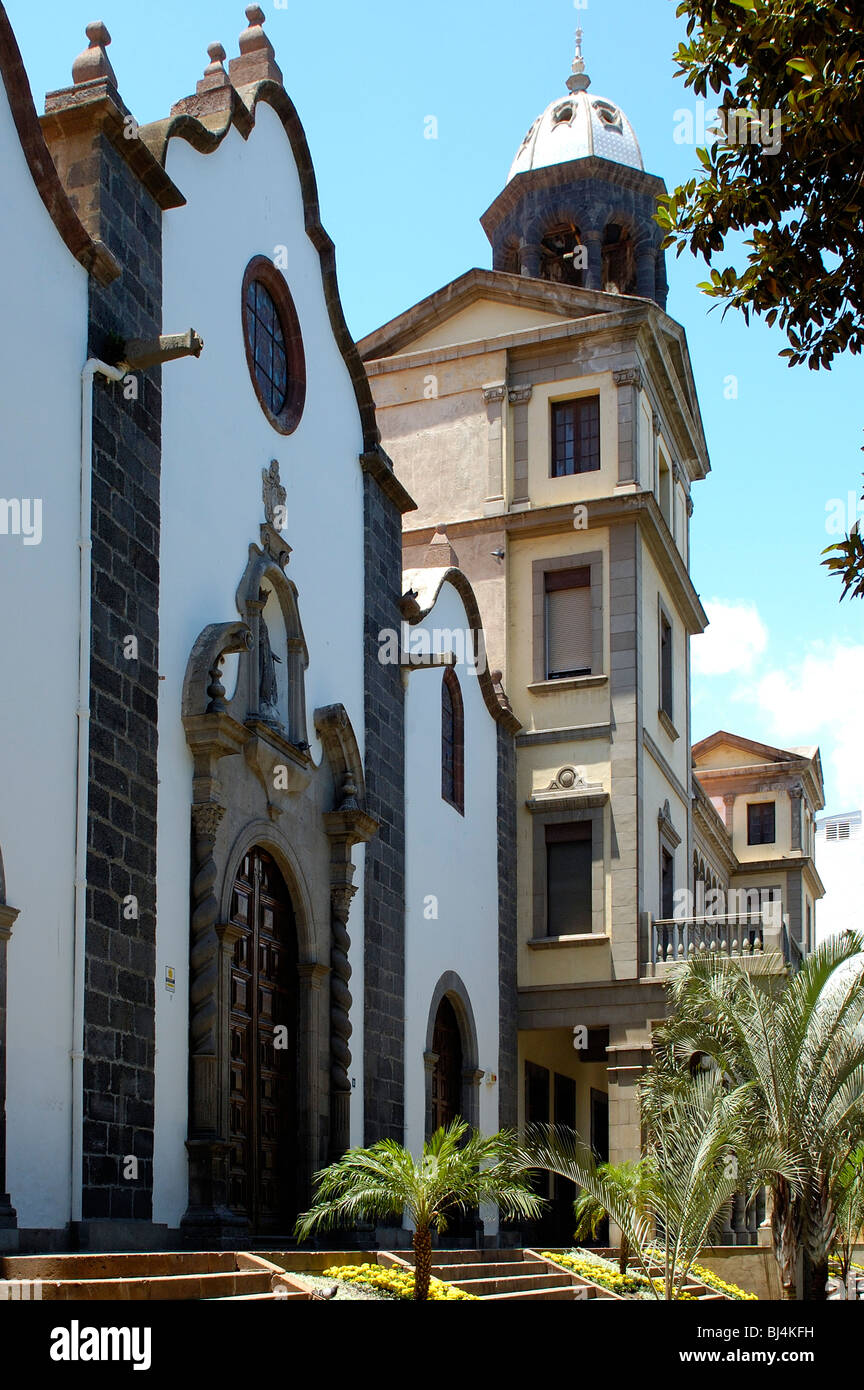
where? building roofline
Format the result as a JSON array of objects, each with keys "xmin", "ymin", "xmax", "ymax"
[
  {"xmin": 400, "ymin": 565, "xmax": 521, "ymax": 734},
  {"xmin": 141, "ymin": 77, "xmax": 385, "ymax": 460},
  {"xmin": 0, "ymin": 3, "xmax": 118, "ymax": 284}
]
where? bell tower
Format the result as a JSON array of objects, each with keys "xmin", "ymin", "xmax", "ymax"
[{"xmin": 480, "ymin": 32, "xmax": 668, "ymax": 307}]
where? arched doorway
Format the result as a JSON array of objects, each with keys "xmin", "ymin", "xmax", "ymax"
[
  {"xmin": 430, "ymin": 996, "xmax": 463, "ymax": 1132},
  {"xmin": 427, "ymin": 989, "xmax": 479, "ymax": 1242},
  {"xmin": 227, "ymin": 846, "xmax": 298, "ymax": 1234}
]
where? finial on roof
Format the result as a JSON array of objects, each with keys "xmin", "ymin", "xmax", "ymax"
[
  {"xmin": 198, "ymin": 41, "xmax": 231, "ymax": 91},
  {"xmin": 170, "ymin": 40, "xmax": 232, "ymax": 115},
  {"xmin": 71, "ymin": 20, "xmax": 118, "ymax": 87},
  {"xmin": 240, "ymin": 5, "xmax": 268, "ymax": 51},
  {"xmin": 229, "ymin": 4, "xmax": 283, "ymax": 86},
  {"xmin": 205, "ymin": 43, "xmax": 227, "ymax": 75},
  {"xmin": 566, "ymin": 26, "xmax": 591, "ymax": 94}
]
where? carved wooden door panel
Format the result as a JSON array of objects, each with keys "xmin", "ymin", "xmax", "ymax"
[
  {"xmin": 430, "ymin": 996, "xmax": 463, "ymax": 1133},
  {"xmin": 228, "ymin": 847, "xmax": 297, "ymax": 1232}
]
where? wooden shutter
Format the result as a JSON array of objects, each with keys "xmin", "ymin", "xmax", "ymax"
[
  {"xmin": 546, "ymin": 822, "xmax": 592, "ymax": 935},
  {"xmin": 660, "ymin": 614, "xmax": 673, "ymax": 717},
  {"xmin": 545, "ymin": 568, "xmax": 592, "ymax": 678}
]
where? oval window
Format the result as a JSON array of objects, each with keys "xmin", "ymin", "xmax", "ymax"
[{"xmin": 242, "ymin": 255, "xmax": 306, "ymax": 433}]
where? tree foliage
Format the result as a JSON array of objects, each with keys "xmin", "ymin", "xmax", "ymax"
[
  {"xmin": 572, "ymin": 1159, "xmax": 656, "ymax": 1275},
  {"xmin": 657, "ymin": 0, "xmax": 864, "ymax": 596},
  {"xmin": 294, "ymin": 1120, "xmax": 543, "ymax": 1301},
  {"xmin": 519, "ymin": 1068, "xmax": 793, "ymax": 1299},
  {"xmin": 661, "ymin": 931, "xmax": 864, "ymax": 1298}
]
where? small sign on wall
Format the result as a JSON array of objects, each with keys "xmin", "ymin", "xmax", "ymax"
[{"xmin": 165, "ymin": 965, "xmax": 176, "ymax": 995}]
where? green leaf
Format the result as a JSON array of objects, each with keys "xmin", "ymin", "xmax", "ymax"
[{"xmin": 786, "ymin": 58, "xmax": 817, "ymax": 78}]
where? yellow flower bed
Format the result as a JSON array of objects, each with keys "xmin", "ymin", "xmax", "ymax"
[
  {"xmin": 645, "ymin": 1248, "xmax": 757, "ymax": 1301},
  {"xmin": 543, "ymin": 1249, "xmax": 756, "ymax": 1301},
  {"xmin": 323, "ymin": 1262, "xmax": 476, "ymax": 1301},
  {"xmin": 688, "ymin": 1262, "xmax": 758, "ymax": 1301},
  {"xmin": 829, "ymin": 1258, "xmax": 864, "ymax": 1273},
  {"xmin": 540, "ymin": 1250, "xmax": 649, "ymax": 1296}
]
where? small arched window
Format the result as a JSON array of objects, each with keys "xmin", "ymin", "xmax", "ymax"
[
  {"xmin": 441, "ymin": 667, "xmax": 464, "ymax": 815},
  {"xmin": 601, "ymin": 223, "xmax": 637, "ymax": 295}
]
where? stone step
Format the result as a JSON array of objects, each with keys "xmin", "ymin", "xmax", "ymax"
[
  {"xmin": 481, "ymin": 1284, "xmax": 595, "ymax": 1301},
  {"xmin": 1, "ymin": 1251, "xmax": 238, "ymax": 1282},
  {"xmin": 452, "ymin": 1271, "xmax": 580, "ymax": 1297},
  {"xmin": 32, "ymin": 1269, "xmax": 276, "ymax": 1302},
  {"xmin": 425, "ymin": 1248, "xmax": 526, "ymax": 1265},
  {"xmin": 431, "ymin": 1260, "xmax": 549, "ymax": 1282}
]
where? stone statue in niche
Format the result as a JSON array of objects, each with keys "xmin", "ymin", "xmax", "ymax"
[
  {"xmin": 262, "ymin": 458, "xmax": 286, "ymax": 530},
  {"xmin": 258, "ymin": 588, "xmax": 282, "ymax": 726}
]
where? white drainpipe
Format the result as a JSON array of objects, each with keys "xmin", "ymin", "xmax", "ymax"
[{"xmin": 72, "ymin": 359, "xmax": 126, "ymax": 1225}]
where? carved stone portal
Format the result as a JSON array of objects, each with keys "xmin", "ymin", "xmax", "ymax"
[{"xmin": 179, "ymin": 550, "xmax": 376, "ymax": 1237}]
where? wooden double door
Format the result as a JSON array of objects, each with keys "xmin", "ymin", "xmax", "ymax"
[{"xmin": 228, "ymin": 847, "xmax": 298, "ymax": 1234}]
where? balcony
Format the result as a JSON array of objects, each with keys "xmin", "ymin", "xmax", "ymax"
[{"xmin": 646, "ymin": 909, "xmax": 788, "ymax": 977}]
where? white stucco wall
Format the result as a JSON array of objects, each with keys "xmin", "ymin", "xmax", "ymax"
[
  {"xmin": 0, "ymin": 75, "xmax": 90, "ymax": 1226},
  {"xmin": 402, "ymin": 578, "xmax": 501, "ymax": 1231},
  {"xmin": 155, "ymin": 102, "xmax": 367, "ymax": 1226},
  {"xmin": 815, "ymin": 818, "xmax": 863, "ymax": 944}
]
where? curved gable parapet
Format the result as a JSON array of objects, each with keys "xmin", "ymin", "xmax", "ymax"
[
  {"xmin": 401, "ymin": 565, "xmax": 521, "ymax": 735},
  {"xmin": 0, "ymin": 4, "xmax": 118, "ymax": 285},
  {"xmin": 141, "ymin": 78, "xmax": 393, "ymax": 465}
]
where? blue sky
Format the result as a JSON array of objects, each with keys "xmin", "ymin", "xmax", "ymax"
[{"xmin": 8, "ymin": 0, "xmax": 862, "ymax": 812}]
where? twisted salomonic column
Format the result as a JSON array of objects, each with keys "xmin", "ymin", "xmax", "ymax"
[
  {"xmin": 189, "ymin": 801, "xmax": 225, "ymax": 1130},
  {"xmin": 329, "ymin": 883, "xmax": 356, "ymax": 1159}
]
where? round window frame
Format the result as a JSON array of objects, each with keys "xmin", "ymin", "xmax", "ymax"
[{"xmin": 241, "ymin": 255, "xmax": 306, "ymax": 435}]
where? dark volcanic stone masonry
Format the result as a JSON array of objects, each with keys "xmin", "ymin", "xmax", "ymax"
[
  {"xmin": 82, "ymin": 132, "xmax": 162, "ymax": 1223},
  {"xmin": 362, "ymin": 471, "xmax": 406, "ymax": 1142}
]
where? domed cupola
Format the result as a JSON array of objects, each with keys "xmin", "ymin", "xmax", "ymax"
[
  {"xmin": 481, "ymin": 31, "xmax": 668, "ymax": 307},
  {"xmin": 508, "ymin": 38, "xmax": 644, "ymax": 181}
]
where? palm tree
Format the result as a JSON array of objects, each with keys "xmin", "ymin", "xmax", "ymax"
[
  {"xmin": 518, "ymin": 1065, "xmax": 796, "ymax": 1299},
  {"xmin": 572, "ymin": 1160, "xmax": 655, "ymax": 1275},
  {"xmin": 294, "ymin": 1119, "xmax": 545, "ymax": 1301},
  {"xmin": 833, "ymin": 1145, "xmax": 864, "ymax": 1298},
  {"xmin": 661, "ymin": 930, "xmax": 864, "ymax": 1300}
]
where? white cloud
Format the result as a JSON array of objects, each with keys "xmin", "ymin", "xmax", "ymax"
[
  {"xmin": 692, "ymin": 599, "xmax": 768, "ymax": 677},
  {"xmin": 749, "ymin": 643, "xmax": 864, "ymax": 813},
  {"xmin": 692, "ymin": 597, "xmax": 864, "ymax": 811}
]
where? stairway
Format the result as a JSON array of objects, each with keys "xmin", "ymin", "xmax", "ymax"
[
  {"xmin": 0, "ymin": 1251, "xmax": 311, "ymax": 1301},
  {"xmin": 392, "ymin": 1247, "xmax": 620, "ymax": 1301}
]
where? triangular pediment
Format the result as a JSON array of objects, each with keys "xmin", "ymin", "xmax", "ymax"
[
  {"xmin": 358, "ymin": 267, "xmax": 638, "ymax": 361},
  {"xmin": 692, "ymin": 730, "xmax": 801, "ymax": 770}
]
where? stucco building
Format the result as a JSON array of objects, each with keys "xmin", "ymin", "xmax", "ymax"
[{"xmin": 359, "ymin": 35, "xmax": 824, "ymax": 1242}]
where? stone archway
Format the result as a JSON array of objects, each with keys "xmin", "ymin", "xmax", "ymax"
[
  {"xmin": 423, "ymin": 972, "xmax": 483, "ymax": 1137},
  {"xmin": 178, "ymin": 491, "xmax": 376, "ymax": 1242}
]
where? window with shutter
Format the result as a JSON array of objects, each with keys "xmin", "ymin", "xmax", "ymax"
[
  {"xmin": 545, "ymin": 568, "xmax": 592, "ymax": 678},
  {"xmin": 545, "ymin": 822, "xmax": 592, "ymax": 935},
  {"xmin": 661, "ymin": 846, "xmax": 674, "ymax": 919},
  {"xmin": 660, "ymin": 612, "xmax": 673, "ymax": 719},
  {"xmin": 747, "ymin": 801, "xmax": 775, "ymax": 845}
]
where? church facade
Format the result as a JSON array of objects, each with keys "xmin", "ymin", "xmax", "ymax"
[{"xmin": 0, "ymin": 6, "xmax": 516, "ymax": 1251}]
